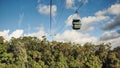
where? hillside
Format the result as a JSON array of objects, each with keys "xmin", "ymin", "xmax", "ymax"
[{"xmin": 0, "ymin": 36, "xmax": 120, "ymax": 68}]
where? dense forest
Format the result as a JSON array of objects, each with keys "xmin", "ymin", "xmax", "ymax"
[{"xmin": 0, "ymin": 36, "xmax": 120, "ymax": 68}]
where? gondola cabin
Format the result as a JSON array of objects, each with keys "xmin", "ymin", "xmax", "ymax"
[{"xmin": 72, "ymin": 19, "xmax": 82, "ymax": 30}]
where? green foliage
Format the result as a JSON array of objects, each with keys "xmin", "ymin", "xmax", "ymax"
[
  {"xmin": 0, "ymin": 36, "xmax": 4, "ymax": 44},
  {"xmin": 0, "ymin": 36, "xmax": 120, "ymax": 68}
]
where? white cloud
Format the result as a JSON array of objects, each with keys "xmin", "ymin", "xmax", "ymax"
[
  {"xmin": 0, "ymin": 29, "xmax": 23, "ymax": 41},
  {"xmin": 99, "ymin": 30, "xmax": 120, "ymax": 49},
  {"xmin": 0, "ymin": 28, "xmax": 119, "ymax": 49},
  {"xmin": 9, "ymin": 30, "xmax": 23, "ymax": 39},
  {"xmin": 100, "ymin": 30, "xmax": 120, "ymax": 41},
  {"xmin": 100, "ymin": 37, "xmax": 120, "ymax": 49},
  {"xmin": 95, "ymin": 10, "xmax": 107, "ymax": 16},
  {"xmin": 102, "ymin": 15, "xmax": 120, "ymax": 30},
  {"xmin": 38, "ymin": 4, "xmax": 57, "ymax": 16},
  {"xmin": 66, "ymin": 0, "xmax": 88, "ymax": 9},
  {"xmin": 0, "ymin": 28, "xmax": 46, "ymax": 41},
  {"xmin": 95, "ymin": 4, "xmax": 120, "ymax": 16},
  {"xmin": 0, "ymin": 30, "xmax": 9, "ymax": 41},
  {"xmin": 80, "ymin": 25, "xmax": 94, "ymax": 32},
  {"xmin": 96, "ymin": 3, "xmax": 120, "ymax": 48},
  {"xmin": 81, "ymin": 15, "xmax": 109, "ymax": 24},
  {"xmin": 25, "ymin": 27, "xmax": 46, "ymax": 40},
  {"xmin": 79, "ymin": 4, "xmax": 120, "ymax": 32},
  {"xmin": 80, "ymin": 15, "xmax": 109, "ymax": 32},
  {"xmin": 55, "ymin": 30, "xmax": 98, "ymax": 45},
  {"xmin": 107, "ymin": 4, "xmax": 120, "ymax": 15},
  {"xmin": 66, "ymin": 0, "xmax": 75, "ymax": 9},
  {"xmin": 108, "ymin": 37, "xmax": 120, "ymax": 49}
]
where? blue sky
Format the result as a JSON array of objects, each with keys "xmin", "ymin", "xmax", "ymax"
[
  {"xmin": 0, "ymin": 0, "xmax": 120, "ymax": 48},
  {"xmin": 0, "ymin": 0, "xmax": 116, "ymax": 32}
]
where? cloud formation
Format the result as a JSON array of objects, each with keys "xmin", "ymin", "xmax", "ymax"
[
  {"xmin": 100, "ymin": 30, "xmax": 120, "ymax": 41},
  {"xmin": 99, "ymin": 29, "xmax": 120, "ymax": 49},
  {"xmin": 55, "ymin": 30, "xmax": 98, "ymax": 45},
  {"xmin": 102, "ymin": 15, "xmax": 120, "ymax": 30},
  {"xmin": 81, "ymin": 4, "xmax": 120, "ymax": 32},
  {"xmin": 9, "ymin": 30, "xmax": 23, "ymax": 39},
  {"xmin": 81, "ymin": 15, "xmax": 109, "ymax": 24},
  {"xmin": 25, "ymin": 27, "xmax": 46, "ymax": 40},
  {"xmin": 0, "ymin": 28, "xmax": 46, "ymax": 41},
  {"xmin": 66, "ymin": 0, "xmax": 75, "ymax": 9},
  {"xmin": 0, "ymin": 30, "xmax": 9, "ymax": 41},
  {"xmin": 0, "ymin": 30, "xmax": 23, "ymax": 41},
  {"xmin": 38, "ymin": 4, "xmax": 57, "ymax": 16},
  {"xmin": 108, "ymin": 37, "xmax": 120, "ymax": 49},
  {"xmin": 95, "ymin": 4, "xmax": 120, "ymax": 16},
  {"xmin": 99, "ymin": 4, "xmax": 120, "ymax": 47},
  {"xmin": 65, "ymin": 0, "xmax": 88, "ymax": 9},
  {"xmin": 0, "ymin": 28, "xmax": 119, "ymax": 49}
]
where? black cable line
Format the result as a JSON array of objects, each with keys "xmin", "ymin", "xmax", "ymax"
[
  {"xmin": 55, "ymin": 0, "xmax": 66, "ymax": 34},
  {"xmin": 50, "ymin": 0, "xmax": 52, "ymax": 35},
  {"xmin": 76, "ymin": 2, "xmax": 83, "ymax": 12}
]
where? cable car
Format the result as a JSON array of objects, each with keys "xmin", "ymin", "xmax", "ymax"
[
  {"xmin": 72, "ymin": 19, "xmax": 82, "ymax": 30},
  {"xmin": 72, "ymin": 10, "xmax": 82, "ymax": 30}
]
